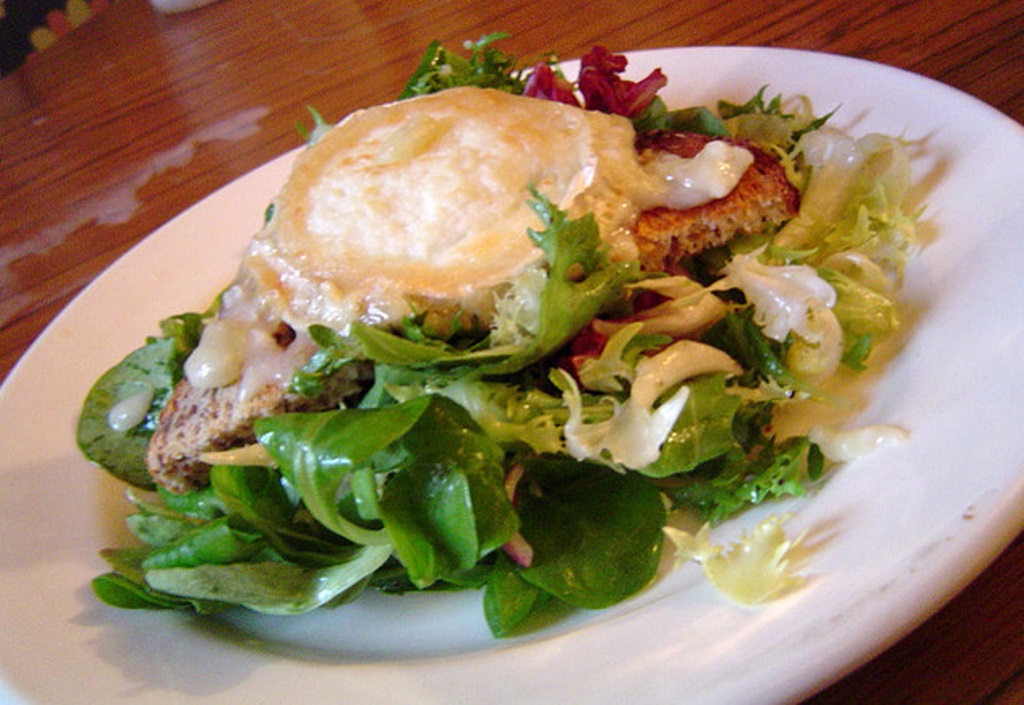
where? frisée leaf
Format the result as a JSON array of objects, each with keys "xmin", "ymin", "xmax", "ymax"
[{"xmin": 399, "ymin": 33, "xmax": 526, "ymax": 99}]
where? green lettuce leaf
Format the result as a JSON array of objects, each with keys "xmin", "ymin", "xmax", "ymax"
[
  {"xmin": 254, "ymin": 398, "xmax": 434, "ymax": 545},
  {"xmin": 513, "ymin": 458, "xmax": 666, "ymax": 609},
  {"xmin": 639, "ymin": 373, "xmax": 742, "ymax": 478},
  {"xmin": 399, "ymin": 33, "xmax": 525, "ymax": 99},
  {"xmin": 376, "ymin": 396, "xmax": 518, "ymax": 587},
  {"xmin": 77, "ymin": 310, "xmax": 210, "ymax": 488}
]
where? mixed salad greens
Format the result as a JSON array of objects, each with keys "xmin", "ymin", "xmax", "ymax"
[{"xmin": 78, "ymin": 34, "xmax": 919, "ymax": 637}]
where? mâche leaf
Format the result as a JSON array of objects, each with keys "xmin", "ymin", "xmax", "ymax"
[
  {"xmin": 255, "ymin": 398, "xmax": 433, "ymax": 545},
  {"xmin": 513, "ymin": 459, "xmax": 666, "ymax": 609},
  {"xmin": 483, "ymin": 553, "xmax": 553, "ymax": 637},
  {"xmin": 144, "ymin": 550, "xmax": 391, "ymax": 615},
  {"xmin": 376, "ymin": 397, "xmax": 518, "ymax": 587},
  {"xmin": 77, "ymin": 337, "xmax": 179, "ymax": 489},
  {"xmin": 77, "ymin": 310, "xmax": 211, "ymax": 489}
]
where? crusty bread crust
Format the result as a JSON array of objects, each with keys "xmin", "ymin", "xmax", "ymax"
[{"xmin": 633, "ymin": 131, "xmax": 800, "ymax": 271}]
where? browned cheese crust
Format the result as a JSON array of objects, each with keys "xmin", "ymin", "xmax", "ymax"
[{"xmin": 633, "ymin": 131, "xmax": 800, "ymax": 272}]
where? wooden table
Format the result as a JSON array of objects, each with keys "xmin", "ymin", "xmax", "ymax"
[{"xmin": 1, "ymin": 0, "xmax": 1021, "ymax": 702}]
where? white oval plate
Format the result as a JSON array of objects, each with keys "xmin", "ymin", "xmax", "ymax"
[{"xmin": 1, "ymin": 46, "xmax": 1023, "ymax": 705}]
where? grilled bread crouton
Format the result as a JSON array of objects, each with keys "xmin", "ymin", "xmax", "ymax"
[
  {"xmin": 146, "ymin": 330, "xmax": 368, "ymax": 493},
  {"xmin": 634, "ymin": 131, "xmax": 800, "ymax": 271},
  {"xmin": 149, "ymin": 381, "xmax": 310, "ymax": 493}
]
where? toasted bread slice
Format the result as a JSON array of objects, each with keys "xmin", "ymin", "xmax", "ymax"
[
  {"xmin": 633, "ymin": 131, "xmax": 800, "ymax": 271},
  {"xmin": 146, "ymin": 352, "xmax": 366, "ymax": 494}
]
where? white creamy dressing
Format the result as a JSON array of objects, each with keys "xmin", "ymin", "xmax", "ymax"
[
  {"xmin": 638, "ymin": 141, "xmax": 754, "ymax": 210},
  {"xmin": 182, "ymin": 288, "xmax": 318, "ymax": 398},
  {"xmin": 183, "ymin": 319, "xmax": 249, "ymax": 389},
  {"xmin": 181, "ymin": 318, "xmax": 315, "ymax": 399},
  {"xmin": 186, "ymin": 87, "xmax": 754, "ymax": 392},
  {"xmin": 106, "ymin": 386, "xmax": 155, "ymax": 432},
  {"xmin": 234, "ymin": 324, "xmax": 315, "ymax": 402},
  {"xmin": 808, "ymin": 424, "xmax": 909, "ymax": 462}
]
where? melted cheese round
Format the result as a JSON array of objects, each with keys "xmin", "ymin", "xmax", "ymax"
[{"xmin": 234, "ymin": 87, "xmax": 748, "ymax": 332}]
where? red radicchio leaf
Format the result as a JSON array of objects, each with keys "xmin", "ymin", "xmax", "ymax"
[
  {"xmin": 522, "ymin": 63, "xmax": 580, "ymax": 106},
  {"xmin": 502, "ymin": 532, "xmax": 535, "ymax": 568},
  {"xmin": 577, "ymin": 45, "xmax": 667, "ymax": 118}
]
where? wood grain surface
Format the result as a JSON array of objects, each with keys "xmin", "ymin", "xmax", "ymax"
[{"xmin": 1, "ymin": 1, "xmax": 1021, "ymax": 702}]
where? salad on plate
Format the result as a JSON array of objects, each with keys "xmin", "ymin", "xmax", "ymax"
[{"xmin": 77, "ymin": 35, "xmax": 919, "ymax": 637}]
